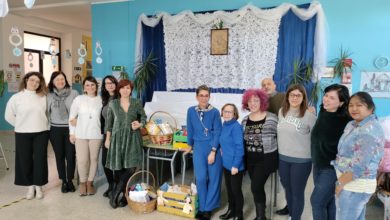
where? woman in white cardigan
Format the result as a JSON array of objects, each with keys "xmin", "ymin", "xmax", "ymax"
[
  {"xmin": 5, "ymin": 72, "xmax": 49, "ymax": 200},
  {"xmin": 69, "ymin": 76, "xmax": 103, "ymax": 196}
]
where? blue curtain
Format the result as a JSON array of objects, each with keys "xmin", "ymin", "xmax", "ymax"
[
  {"xmin": 274, "ymin": 4, "xmax": 316, "ymax": 96},
  {"xmin": 140, "ymin": 20, "xmax": 166, "ymax": 104},
  {"xmin": 140, "ymin": 3, "xmax": 316, "ymax": 102}
]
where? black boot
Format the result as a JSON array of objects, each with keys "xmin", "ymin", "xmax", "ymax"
[
  {"xmin": 254, "ymin": 203, "xmax": 266, "ymax": 220},
  {"xmin": 275, "ymin": 205, "xmax": 289, "ymax": 215},
  {"xmin": 233, "ymin": 216, "xmax": 243, "ymax": 220},
  {"xmin": 103, "ymin": 182, "xmax": 113, "ymax": 198},
  {"xmin": 202, "ymin": 211, "xmax": 212, "ymax": 220},
  {"xmin": 67, "ymin": 180, "xmax": 76, "ymax": 192},
  {"xmin": 61, "ymin": 181, "xmax": 68, "ymax": 193},
  {"xmin": 196, "ymin": 211, "xmax": 204, "ymax": 220},
  {"xmin": 110, "ymin": 182, "xmax": 122, "ymax": 209},
  {"xmin": 118, "ymin": 195, "xmax": 128, "ymax": 207},
  {"xmin": 219, "ymin": 208, "xmax": 234, "ymax": 220}
]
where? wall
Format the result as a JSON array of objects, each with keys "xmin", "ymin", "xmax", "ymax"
[
  {"xmin": 91, "ymin": 0, "xmax": 390, "ymax": 117},
  {"xmin": 0, "ymin": 14, "xmax": 91, "ymax": 131}
]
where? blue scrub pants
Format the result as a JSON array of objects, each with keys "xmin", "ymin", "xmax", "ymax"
[{"xmin": 193, "ymin": 140, "xmax": 222, "ymax": 212}]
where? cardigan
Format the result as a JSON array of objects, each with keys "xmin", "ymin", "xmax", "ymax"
[
  {"xmin": 47, "ymin": 89, "xmax": 79, "ymax": 127},
  {"xmin": 219, "ymin": 119, "xmax": 245, "ymax": 171}
]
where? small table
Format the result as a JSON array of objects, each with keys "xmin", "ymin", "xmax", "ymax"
[{"xmin": 144, "ymin": 144, "xmax": 179, "ymax": 185}]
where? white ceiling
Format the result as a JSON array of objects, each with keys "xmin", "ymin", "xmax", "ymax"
[{"xmin": 8, "ymin": 0, "xmax": 129, "ymax": 31}]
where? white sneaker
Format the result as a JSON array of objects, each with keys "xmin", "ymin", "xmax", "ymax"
[
  {"xmin": 288, "ymin": 216, "xmax": 292, "ymax": 220},
  {"xmin": 26, "ymin": 186, "xmax": 35, "ymax": 200},
  {"xmin": 35, "ymin": 186, "xmax": 43, "ymax": 199}
]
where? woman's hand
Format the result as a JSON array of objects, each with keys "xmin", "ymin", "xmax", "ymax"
[
  {"xmin": 104, "ymin": 139, "xmax": 110, "ymax": 149},
  {"xmin": 131, "ymin": 121, "xmax": 142, "ymax": 130},
  {"xmin": 335, "ymin": 184, "xmax": 344, "ymax": 197},
  {"xmin": 335, "ymin": 172, "xmax": 353, "ymax": 197},
  {"xmin": 180, "ymin": 146, "xmax": 192, "ymax": 155},
  {"xmin": 208, "ymin": 151, "xmax": 216, "ymax": 164},
  {"xmin": 231, "ymin": 167, "xmax": 238, "ymax": 175},
  {"xmin": 69, "ymin": 118, "xmax": 77, "ymax": 126},
  {"xmin": 69, "ymin": 135, "xmax": 76, "ymax": 144}
]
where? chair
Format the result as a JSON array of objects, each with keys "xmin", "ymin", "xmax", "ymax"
[{"xmin": 0, "ymin": 142, "xmax": 10, "ymax": 170}]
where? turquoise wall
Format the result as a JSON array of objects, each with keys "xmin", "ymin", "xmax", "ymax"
[{"xmin": 91, "ymin": 0, "xmax": 390, "ymax": 117}]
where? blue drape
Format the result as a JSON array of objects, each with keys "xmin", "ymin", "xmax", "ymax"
[
  {"xmin": 140, "ymin": 3, "xmax": 316, "ymax": 102},
  {"xmin": 274, "ymin": 4, "xmax": 316, "ymax": 95},
  {"xmin": 140, "ymin": 21, "xmax": 166, "ymax": 104}
]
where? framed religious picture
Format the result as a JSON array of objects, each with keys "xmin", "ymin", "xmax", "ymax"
[{"xmin": 210, "ymin": 29, "xmax": 229, "ymax": 55}]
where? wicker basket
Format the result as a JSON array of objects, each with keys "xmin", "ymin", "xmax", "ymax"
[
  {"xmin": 148, "ymin": 111, "xmax": 177, "ymax": 145},
  {"xmin": 126, "ymin": 170, "xmax": 157, "ymax": 214}
]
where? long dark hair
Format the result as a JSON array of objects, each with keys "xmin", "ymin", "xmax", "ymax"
[
  {"xmin": 101, "ymin": 75, "xmax": 119, "ymax": 106},
  {"xmin": 48, "ymin": 71, "xmax": 71, "ymax": 92},
  {"xmin": 320, "ymin": 84, "xmax": 350, "ymax": 117}
]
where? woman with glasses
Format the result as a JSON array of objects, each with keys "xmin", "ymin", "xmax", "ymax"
[
  {"xmin": 241, "ymin": 89, "xmax": 278, "ymax": 220},
  {"xmin": 218, "ymin": 103, "xmax": 244, "ymax": 220},
  {"xmin": 277, "ymin": 84, "xmax": 316, "ymax": 220},
  {"xmin": 183, "ymin": 85, "xmax": 222, "ymax": 220}
]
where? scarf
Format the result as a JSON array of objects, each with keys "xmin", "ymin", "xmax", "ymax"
[{"xmin": 52, "ymin": 88, "xmax": 71, "ymax": 120}]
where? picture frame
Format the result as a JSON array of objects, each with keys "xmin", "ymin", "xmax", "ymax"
[{"xmin": 210, "ymin": 29, "xmax": 229, "ymax": 55}]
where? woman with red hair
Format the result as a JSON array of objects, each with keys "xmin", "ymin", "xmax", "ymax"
[
  {"xmin": 104, "ymin": 79, "xmax": 146, "ymax": 208},
  {"xmin": 241, "ymin": 89, "xmax": 278, "ymax": 220}
]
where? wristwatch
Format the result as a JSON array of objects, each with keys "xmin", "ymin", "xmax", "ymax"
[{"xmin": 211, "ymin": 147, "xmax": 217, "ymax": 152}]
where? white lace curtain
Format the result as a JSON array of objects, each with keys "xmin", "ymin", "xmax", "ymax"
[{"xmin": 135, "ymin": 1, "xmax": 327, "ymax": 90}]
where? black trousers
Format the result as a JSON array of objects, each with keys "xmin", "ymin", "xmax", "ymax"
[
  {"xmin": 49, "ymin": 126, "xmax": 76, "ymax": 181},
  {"xmin": 15, "ymin": 131, "xmax": 49, "ymax": 186},
  {"xmin": 102, "ymin": 134, "xmax": 114, "ymax": 183},
  {"xmin": 223, "ymin": 168, "xmax": 244, "ymax": 216}
]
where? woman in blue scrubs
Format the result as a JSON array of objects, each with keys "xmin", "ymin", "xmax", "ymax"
[{"xmin": 183, "ymin": 84, "xmax": 222, "ymax": 220}]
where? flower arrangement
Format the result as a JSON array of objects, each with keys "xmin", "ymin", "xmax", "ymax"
[{"xmin": 213, "ymin": 18, "xmax": 224, "ymax": 29}]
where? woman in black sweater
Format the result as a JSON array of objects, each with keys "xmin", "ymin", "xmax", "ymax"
[{"xmin": 310, "ymin": 84, "xmax": 351, "ymax": 220}]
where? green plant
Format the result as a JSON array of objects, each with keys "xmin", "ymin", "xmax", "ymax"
[
  {"xmin": 288, "ymin": 59, "xmax": 319, "ymax": 105},
  {"xmin": 120, "ymin": 71, "xmax": 129, "ymax": 80},
  {"xmin": 330, "ymin": 47, "xmax": 355, "ymax": 78},
  {"xmin": 0, "ymin": 70, "xmax": 5, "ymax": 97},
  {"xmin": 133, "ymin": 53, "xmax": 158, "ymax": 99}
]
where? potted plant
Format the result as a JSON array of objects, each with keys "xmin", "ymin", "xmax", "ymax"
[
  {"xmin": 330, "ymin": 47, "xmax": 354, "ymax": 81},
  {"xmin": 0, "ymin": 70, "xmax": 5, "ymax": 97},
  {"xmin": 288, "ymin": 59, "xmax": 319, "ymax": 105},
  {"xmin": 133, "ymin": 53, "xmax": 158, "ymax": 99}
]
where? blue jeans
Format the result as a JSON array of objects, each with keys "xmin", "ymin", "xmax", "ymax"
[
  {"xmin": 279, "ymin": 160, "xmax": 312, "ymax": 220},
  {"xmin": 336, "ymin": 190, "xmax": 372, "ymax": 220},
  {"xmin": 310, "ymin": 166, "xmax": 337, "ymax": 220}
]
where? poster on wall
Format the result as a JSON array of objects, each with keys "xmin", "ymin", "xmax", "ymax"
[
  {"xmin": 7, "ymin": 63, "xmax": 23, "ymax": 93},
  {"xmin": 360, "ymin": 71, "xmax": 390, "ymax": 98}
]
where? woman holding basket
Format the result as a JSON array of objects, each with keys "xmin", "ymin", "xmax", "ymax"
[{"xmin": 105, "ymin": 79, "xmax": 146, "ymax": 209}]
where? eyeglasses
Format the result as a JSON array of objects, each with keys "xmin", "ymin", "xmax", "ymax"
[
  {"xmin": 289, "ymin": 93, "xmax": 303, "ymax": 99},
  {"xmin": 223, "ymin": 110, "xmax": 234, "ymax": 114}
]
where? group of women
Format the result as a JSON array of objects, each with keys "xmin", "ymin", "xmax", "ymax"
[
  {"xmin": 5, "ymin": 71, "xmax": 385, "ymax": 220},
  {"xmin": 5, "ymin": 71, "xmax": 145, "ymax": 209},
  {"xmin": 185, "ymin": 84, "xmax": 385, "ymax": 220}
]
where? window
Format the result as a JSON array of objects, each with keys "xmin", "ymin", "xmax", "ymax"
[{"xmin": 24, "ymin": 32, "xmax": 61, "ymax": 83}]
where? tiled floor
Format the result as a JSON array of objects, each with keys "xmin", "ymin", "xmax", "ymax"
[{"xmin": 0, "ymin": 133, "xmax": 385, "ymax": 220}]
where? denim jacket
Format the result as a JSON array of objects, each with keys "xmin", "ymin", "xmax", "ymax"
[{"xmin": 332, "ymin": 114, "xmax": 385, "ymax": 179}]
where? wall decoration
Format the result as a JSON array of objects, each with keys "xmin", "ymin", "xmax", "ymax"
[
  {"xmin": 320, "ymin": 66, "xmax": 335, "ymax": 78},
  {"xmin": 9, "ymin": 27, "xmax": 23, "ymax": 57},
  {"xmin": 77, "ymin": 43, "xmax": 87, "ymax": 65},
  {"xmin": 95, "ymin": 41, "xmax": 103, "ymax": 64},
  {"xmin": 27, "ymin": 52, "xmax": 34, "ymax": 67},
  {"xmin": 210, "ymin": 29, "xmax": 228, "ymax": 55},
  {"xmin": 374, "ymin": 56, "xmax": 389, "ymax": 69},
  {"xmin": 360, "ymin": 71, "xmax": 390, "ymax": 98}
]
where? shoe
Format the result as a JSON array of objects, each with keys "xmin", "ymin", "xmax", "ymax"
[
  {"xmin": 118, "ymin": 195, "xmax": 128, "ymax": 207},
  {"xmin": 35, "ymin": 186, "xmax": 43, "ymax": 199},
  {"xmin": 219, "ymin": 208, "xmax": 234, "ymax": 220},
  {"xmin": 195, "ymin": 211, "xmax": 204, "ymax": 220},
  {"xmin": 61, "ymin": 181, "xmax": 68, "ymax": 193},
  {"xmin": 67, "ymin": 180, "xmax": 76, "ymax": 192},
  {"xmin": 103, "ymin": 182, "xmax": 113, "ymax": 198},
  {"xmin": 254, "ymin": 203, "xmax": 266, "ymax": 220},
  {"xmin": 79, "ymin": 182, "xmax": 87, "ymax": 196},
  {"xmin": 110, "ymin": 181, "xmax": 125, "ymax": 209},
  {"xmin": 26, "ymin": 186, "xmax": 35, "ymax": 200},
  {"xmin": 233, "ymin": 216, "xmax": 243, "ymax": 220},
  {"xmin": 202, "ymin": 212, "xmax": 211, "ymax": 220},
  {"xmin": 87, "ymin": 181, "xmax": 96, "ymax": 195},
  {"xmin": 275, "ymin": 205, "xmax": 289, "ymax": 215}
]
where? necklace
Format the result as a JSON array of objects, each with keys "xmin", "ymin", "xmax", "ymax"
[{"xmin": 196, "ymin": 109, "xmax": 208, "ymax": 136}]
